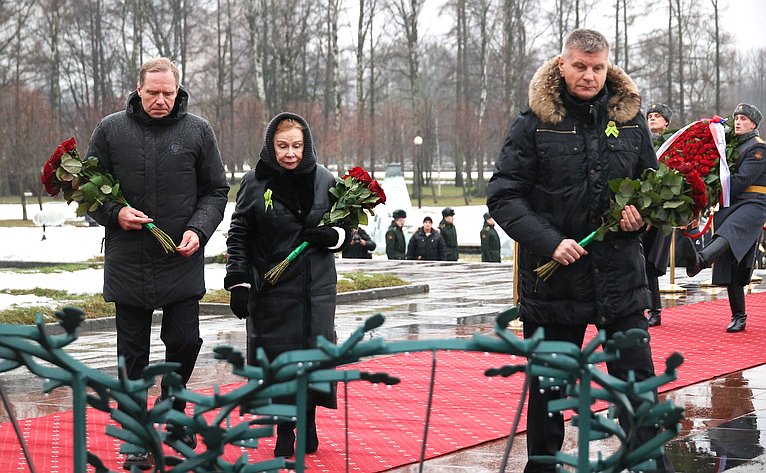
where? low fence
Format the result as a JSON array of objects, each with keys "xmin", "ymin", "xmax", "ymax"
[{"xmin": 0, "ymin": 306, "xmax": 683, "ymax": 473}]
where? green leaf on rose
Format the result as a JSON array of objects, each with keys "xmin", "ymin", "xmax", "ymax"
[
  {"xmin": 76, "ymin": 202, "xmax": 90, "ymax": 217},
  {"xmin": 56, "ymin": 167, "xmax": 74, "ymax": 182},
  {"xmin": 663, "ymin": 200, "xmax": 686, "ymax": 209},
  {"xmin": 60, "ymin": 157, "xmax": 83, "ymax": 174}
]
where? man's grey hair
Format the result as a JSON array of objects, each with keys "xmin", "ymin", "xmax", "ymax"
[{"xmin": 562, "ymin": 29, "xmax": 610, "ymax": 57}]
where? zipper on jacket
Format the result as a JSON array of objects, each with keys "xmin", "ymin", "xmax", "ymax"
[
  {"xmin": 616, "ymin": 124, "xmax": 639, "ymax": 130},
  {"xmin": 536, "ymin": 127, "xmax": 577, "ymax": 134}
]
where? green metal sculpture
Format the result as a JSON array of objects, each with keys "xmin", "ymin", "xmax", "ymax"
[{"xmin": 0, "ymin": 306, "xmax": 683, "ymax": 473}]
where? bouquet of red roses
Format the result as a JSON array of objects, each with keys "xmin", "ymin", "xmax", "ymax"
[
  {"xmin": 535, "ymin": 116, "xmax": 735, "ymax": 280},
  {"xmin": 41, "ymin": 137, "xmax": 177, "ymax": 253},
  {"xmin": 264, "ymin": 166, "xmax": 386, "ymax": 284}
]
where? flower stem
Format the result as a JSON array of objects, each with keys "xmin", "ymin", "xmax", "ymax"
[
  {"xmin": 533, "ymin": 228, "xmax": 602, "ymax": 282},
  {"xmin": 264, "ymin": 241, "xmax": 310, "ymax": 284}
]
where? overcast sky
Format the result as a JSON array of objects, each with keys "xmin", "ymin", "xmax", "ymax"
[{"xmin": 341, "ymin": 0, "xmax": 766, "ymax": 53}]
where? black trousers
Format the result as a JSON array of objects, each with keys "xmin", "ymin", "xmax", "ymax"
[
  {"xmin": 727, "ymin": 284, "xmax": 746, "ymax": 316},
  {"xmin": 115, "ymin": 297, "xmax": 203, "ymax": 407},
  {"xmin": 523, "ymin": 313, "xmax": 675, "ymax": 473},
  {"xmin": 647, "ymin": 274, "xmax": 662, "ymax": 316}
]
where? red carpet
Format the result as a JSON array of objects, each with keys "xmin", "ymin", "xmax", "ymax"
[{"xmin": 2, "ymin": 292, "xmax": 766, "ymax": 472}]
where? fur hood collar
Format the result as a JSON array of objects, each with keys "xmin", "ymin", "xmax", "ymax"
[{"xmin": 528, "ymin": 55, "xmax": 641, "ymax": 125}]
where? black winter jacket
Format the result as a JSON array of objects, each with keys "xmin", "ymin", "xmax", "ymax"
[
  {"xmin": 487, "ymin": 57, "xmax": 656, "ymax": 326},
  {"xmin": 225, "ymin": 113, "xmax": 343, "ymax": 408},
  {"xmin": 406, "ymin": 228, "xmax": 446, "ymax": 261},
  {"xmin": 87, "ymin": 88, "xmax": 229, "ymax": 308}
]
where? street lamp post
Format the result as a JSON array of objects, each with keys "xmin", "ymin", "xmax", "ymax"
[{"xmin": 413, "ymin": 135, "xmax": 423, "ymax": 209}]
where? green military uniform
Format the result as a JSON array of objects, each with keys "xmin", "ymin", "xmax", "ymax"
[
  {"xmin": 439, "ymin": 220, "xmax": 459, "ymax": 261},
  {"xmin": 385, "ymin": 221, "xmax": 406, "ymax": 259},
  {"xmin": 480, "ymin": 222, "xmax": 501, "ymax": 262}
]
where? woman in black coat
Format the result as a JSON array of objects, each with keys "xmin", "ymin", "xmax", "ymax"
[{"xmin": 224, "ymin": 112, "xmax": 350, "ymax": 457}]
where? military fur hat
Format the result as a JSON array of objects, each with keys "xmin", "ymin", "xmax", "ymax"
[
  {"xmin": 733, "ymin": 103, "xmax": 762, "ymax": 127},
  {"xmin": 646, "ymin": 103, "xmax": 673, "ymax": 124},
  {"xmin": 392, "ymin": 209, "xmax": 407, "ymax": 219},
  {"xmin": 442, "ymin": 207, "xmax": 455, "ymax": 217}
]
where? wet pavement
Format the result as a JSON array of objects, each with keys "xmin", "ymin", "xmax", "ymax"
[{"xmin": 2, "ymin": 258, "xmax": 766, "ymax": 472}]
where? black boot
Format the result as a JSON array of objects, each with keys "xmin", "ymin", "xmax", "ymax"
[
  {"xmin": 726, "ymin": 284, "xmax": 747, "ymax": 333},
  {"xmin": 727, "ymin": 315, "xmax": 747, "ymax": 332},
  {"xmin": 274, "ymin": 422, "xmax": 295, "ymax": 458},
  {"xmin": 306, "ymin": 407, "xmax": 319, "ymax": 454},
  {"xmin": 682, "ymin": 236, "xmax": 730, "ymax": 277}
]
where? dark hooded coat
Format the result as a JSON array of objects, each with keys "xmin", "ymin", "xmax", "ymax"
[
  {"xmin": 225, "ymin": 112, "xmax": 342, "ymax": 408},
  {"xmin": 87, "ymin": 88, "xmax": 229, "ymax": 309},
  {"xmin": 487, "ymin": 56, "xmax": 656, "ymax": 326}
]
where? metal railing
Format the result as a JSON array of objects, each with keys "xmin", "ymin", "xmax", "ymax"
[{"xmin": 0, "ymin": 306, "xmax": 683, "ymax": 472}]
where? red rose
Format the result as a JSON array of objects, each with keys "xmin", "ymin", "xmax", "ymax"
[
  {"xmin": 49, "ymin": 145, "xmax": 66, "ymax": 166},
  {"xmin": 347, "ymin": 166, "xmax": 373, "ymax": 184},
  {"xmin": 368, "ymin": 180, "xmax": 386, "ymax": 204},
  {"xmin": 43, "ymin": 180, "xmax": 60, "ymax": 196},
  {"xmin": 61, "ymin": 137, "xmax": 77, "ymax": 153}
]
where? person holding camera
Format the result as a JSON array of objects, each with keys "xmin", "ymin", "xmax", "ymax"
[{"xmin": 342, "ymin": 226, "xmax": 376, "ymax": 259}]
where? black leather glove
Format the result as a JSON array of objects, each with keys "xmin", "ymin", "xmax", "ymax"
[
  {"xmin": 303, "ymin": 226, "xmax": 342, "ymax": 248},
  {"xmin": 229, "ymin": 286, "xmax": 250, "ymax": 319}
]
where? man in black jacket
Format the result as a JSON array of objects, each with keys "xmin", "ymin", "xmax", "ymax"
[
  {"xmin": 406, "ymin": 216, "xmax": 446, "ymax": 261},
  {"xmin": 87, "ymin": 57, "xmax": 229, "ymax": 470},
  {"xmin": 487, "ymin": 29, "xmax": 673, "ymax": 473}
]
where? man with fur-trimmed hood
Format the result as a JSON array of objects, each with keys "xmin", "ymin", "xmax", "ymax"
[{"xmin": 487, "ymin": 29, "xmax": 674, "ymax": 472}]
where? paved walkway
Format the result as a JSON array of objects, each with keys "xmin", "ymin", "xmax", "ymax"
[{"xmin": 2, "ymin": 258, "xmax": 766, "ymax": 472}]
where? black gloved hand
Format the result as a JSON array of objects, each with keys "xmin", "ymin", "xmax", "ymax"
[
  {"xmin": 229, "ymin": 286, "xmax": 250, "ymax": 319},
  {"xmin": 303, "ymin": 226, "xmax": 341, "ymax": 248}
]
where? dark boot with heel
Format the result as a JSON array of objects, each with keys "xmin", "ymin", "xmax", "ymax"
[
  {"xmin": 726, "ymin": 285, "xmax": 747, "ymax": 333},
  {"xmin": 682, "ymin": 236, "xmax": 730, "ymax": 277}
]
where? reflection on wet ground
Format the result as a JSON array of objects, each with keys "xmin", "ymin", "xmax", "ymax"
[{"xmin": 3, "ymin": 260, "xmax": 766, "ymax": 471}]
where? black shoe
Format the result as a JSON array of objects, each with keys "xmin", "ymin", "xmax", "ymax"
[
  {"xmin": 166, "ymin": 424, "xmax": 198, "ymax": 449},
  {"xmin": 274, "ymin": 425, "xmax": 295, "ymax": 458},
  {"xmin": 180, "ymin": 430, "xmax": 198, "ymax": 449},
  {"xmin": 123, "ymin": 452, "xmax": 153, "ymax": 471},
  {"xmin": 726, "ymin": 315, "xmax": 747, "ymax": 333},
  {"xmin": 681, "ymin": 237, "xmax": 704, "ymax": 277},
  {"xmin": 647, "ymin": 312, "xmax": 662, "ymax": 327}
]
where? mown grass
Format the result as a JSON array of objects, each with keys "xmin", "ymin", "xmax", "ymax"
[
  {"xmin": 0, "ymin": 289, "xmax": 114, "ymax": 324},
  {"xmin": 202, "ymin": 272, "xmax": 408, "ymax": 304},
  {"xmin": 10, "ymin": 262, "xmax": 103, "ymax": 274},
  {"xmin": 0, "ymin": 273, "xmax": 408, "ymax": 323}
]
